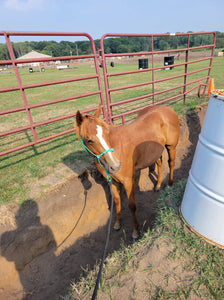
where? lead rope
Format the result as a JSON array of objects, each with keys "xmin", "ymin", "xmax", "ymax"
[
  {"xmin": 91, "ymin": 177, "xmax": 114, "ymax": 300},
  {"xmin": 79, "ymin": 136, "xmax": 114, "ymax": 300}
]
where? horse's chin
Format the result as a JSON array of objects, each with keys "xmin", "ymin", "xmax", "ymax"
[
  {"xmin": 108, "ymin": 169, "xmax": 120, "ymax": 175},
  {"xmin": 106, "ymin": 162, "xmax": 122, "ymax": 175}
]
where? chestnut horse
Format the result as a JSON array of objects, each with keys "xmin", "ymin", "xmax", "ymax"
[{"xmin": 76, "ymin": 104, "xmax": 179, "ymax": 240}]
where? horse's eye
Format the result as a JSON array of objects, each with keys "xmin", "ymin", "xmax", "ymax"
[{"xmin": 86, "ymin": 139, "xmax": 93, "ymax": 144}]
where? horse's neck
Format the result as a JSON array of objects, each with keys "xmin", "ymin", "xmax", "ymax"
[{"xmin": 109, "ymin": 124, "xmax": 130, "ymax": 147}]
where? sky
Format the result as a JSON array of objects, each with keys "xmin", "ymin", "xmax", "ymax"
[{"xmin": 0, "ymin": 0, "xmax": 223, "ymax": 42}]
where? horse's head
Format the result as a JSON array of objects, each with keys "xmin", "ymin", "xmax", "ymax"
[{"xmin": 76, "ymin": 104, "xmax": 121, "ymax": 175}]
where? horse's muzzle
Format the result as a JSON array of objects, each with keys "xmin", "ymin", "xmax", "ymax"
[{"xmin": 107, "ymin": 161, "xmax": 122, "ymax": 175}]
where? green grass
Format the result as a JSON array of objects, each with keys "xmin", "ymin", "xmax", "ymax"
[
  {"xmin": 0, "ymin": 56, "xmax": 223, "ymax": 204},
  {"xmin": 66, "ymin": 179, "xmax": 224, "ymax": 299}
]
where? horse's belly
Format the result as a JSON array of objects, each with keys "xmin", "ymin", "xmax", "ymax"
[{"xmin": 133, "ymin": 141, "xmax": 164, "ymax": 170}]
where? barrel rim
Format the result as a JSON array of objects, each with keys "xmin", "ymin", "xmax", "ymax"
[
  {"xmin": 180, "ymin": 208, "xmax": 224, "ymax": 249},
  {"xmin": 210, "ymin": 89, "xmax": 224, "ymax": 101}
]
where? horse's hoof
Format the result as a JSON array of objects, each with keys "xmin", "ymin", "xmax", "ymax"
[
  {"xmin": 154, "ymin": 186, "xmax": 160, "ymax": 192},
  {"xmin": 168, "ymin": 180, "xmax": 173, "ymax": 186},
  {"xmin": 113, "ymin": 225, "xmax": 121, "ymax": 231},
  {"xmin": 132, "ymin": 236, "xmax": 139, "ymax": 243}
]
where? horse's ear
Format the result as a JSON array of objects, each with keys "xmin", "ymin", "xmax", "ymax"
[
  {"xmin": 76, "ymin": 110, "xmax": 83, "ymax": 126},
  {"xmin": 94, "ymin": 104, "xmax": 102, "ymax": 118},
  {"xmin": 75, "ymin": 110, "xmax": 83, "ymax": 140}
]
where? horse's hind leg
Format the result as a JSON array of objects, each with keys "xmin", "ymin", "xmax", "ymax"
[
  {"xmin": 155, "ymin": 156, "xmax": 163, "ymax": 191},
  {"xmin": 166, "ymin": 145, "xmax": 176, "ymax": 186}
]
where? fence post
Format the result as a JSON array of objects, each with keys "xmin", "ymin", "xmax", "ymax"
[
  {"xmin": 183, "ymin": 34, "xmax": 190, "ymax": 104},
  {"xmin": 4, "ymin": 32, "xmax": 38, "ymax": 142},
  {"xmin": 151, "ymin": 36, "xmax": 155, "ymax": 104},
  {"xmin": 89, "ymin": 35, "xmax": 107, "ymax": 120},
  {"xmin": 202, "ymin": 32, "xmax": 216, "ymax": 96}
]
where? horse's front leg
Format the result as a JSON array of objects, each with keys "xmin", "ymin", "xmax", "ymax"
[
  {"xmin": 95, "ymin": 162, "xmax": 122, "ymax": 231},
  {"xmin": 111, "ymin": 183, "xmax": 122, "ymax": 231},
  {"xmin": 123, "ymin": 178, "xmax": 139, "ymax": 240}
]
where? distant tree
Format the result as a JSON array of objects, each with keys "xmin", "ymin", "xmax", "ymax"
[
  {"xmin": 107, "ymin": 38, "xmax": 120, "ymax": 53},
  {"xmin": 94, "ymin": 39, "xmax": 100, "ymax": 51},
  {"xmin": 168, "ymin": 36, "xmax": 178, "ymax": 49},
  {"xmin": 117, "ymin": 44, "xmax": 129, "ymax": 53},
  {"xmin": 215, "ymin": 31, "xmax": 224, "ymax": 49},
  {"xmin": 12, "ymin": 42, "xmax": 32, "ymax": 58},
  {"xmin": 131, "ymin": 44, "xmax": 141, "ymax": 52},
  {"xmin": 76, "ymin": 41, "xmax": 92, "ymax": 54},
  {"xmin": 36, "ymin": 41, "xmax": 48, "ymax": 51},
  {"xmin": 159, "ymin": 39, "xmax": 169, "ymax": 50},
  {"xmin": 139, "ymin": 37, "xmax": 151, "ymax": 52},
  {"xmin": 105, "ymin": 46, "xmax": 111, "ymax": 54},
  {"xmin": 42, "ymin": 41, "xmax": 60, "ymax": 56},
  {"xmin": 216, "ymin": 37, "xmax": 224, "ymax": 49},
  {"xmin": 0, "ymin": 44, "xmax": 9, "ymax": 60},
  {"xmin": 0, "ymin": 31, "xmax": 221, "ymax": 61}
]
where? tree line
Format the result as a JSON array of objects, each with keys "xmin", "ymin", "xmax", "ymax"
[{"xmin": 0, "ymin": 32, "xmax": 223, "ymax": 60}]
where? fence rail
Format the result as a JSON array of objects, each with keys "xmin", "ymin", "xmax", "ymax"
[
  {"xmin": 100, "ymin": 32, "xmax": 216, "ymax": 124},
  {"xmin": 0, "ymin": 31, "xmax": 106, "ymax": 156},
  {"xmin": 0, "ymin": 31, "xmax": 216, "ymax": 156}
]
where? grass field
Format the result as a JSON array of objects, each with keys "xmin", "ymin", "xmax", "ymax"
[{"xmin": 0, "ymin": 56, "xmax": 224, "ymax": 204}]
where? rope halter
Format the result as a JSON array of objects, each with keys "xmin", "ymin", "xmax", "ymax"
[{"xmin": 80, "ymin": 135, "xmax": 115, "ymax": 182}]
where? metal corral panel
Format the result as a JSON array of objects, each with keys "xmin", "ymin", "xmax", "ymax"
[{"xmin": 181, "ymin": 90, "xmax": 224, "ymax": 248}]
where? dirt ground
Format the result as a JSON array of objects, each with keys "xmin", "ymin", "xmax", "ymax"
[{"xmin": 0, "ymin": 104, "xmax": 207, "ymax": 300}]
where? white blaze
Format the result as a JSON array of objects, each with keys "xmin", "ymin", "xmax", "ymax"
[{"xmin": 96, "ymin": 125, "xmax": 116, "ymax": 163}]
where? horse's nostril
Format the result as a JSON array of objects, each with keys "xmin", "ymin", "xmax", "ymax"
[{"xmin": 109, "ymin": 162, "xmax": 121, "ymax": 174}]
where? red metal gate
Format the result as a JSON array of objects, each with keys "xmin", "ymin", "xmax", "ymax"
[
  {"xmin": 0, "ymin": 31, "xmax": 106, "ymax": 156},
  {"xmin": 100, "ymin": 32, "xmax": 216, "ymax": 124},
  {"xmin": 0, "ymin": 31, "xmax": 216, "ymax": 156}
]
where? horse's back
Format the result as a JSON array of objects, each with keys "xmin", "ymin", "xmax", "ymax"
[
  {"xmin": 137, "ymin": 105, "xmax": 175, "ymax": 120},
  {"xmin": 136, "ymin": 105, "xmax": 179, "ymax": 146}
]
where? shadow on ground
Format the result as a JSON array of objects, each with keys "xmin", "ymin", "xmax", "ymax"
[{"xmin": 0, "ymin": 104, "xmax": 206, "ymax": 300}]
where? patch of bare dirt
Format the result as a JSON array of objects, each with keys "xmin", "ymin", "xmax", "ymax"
[
  {"xmin": 96, "ymin": 238, "xmax": 200, "ymax": 300},
  {"xmin": 0, "ymin": 103, "xmax": 207, "ymax": 300}
]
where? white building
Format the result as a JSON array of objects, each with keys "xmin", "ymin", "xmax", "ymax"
[{"xmin": 17, "ymin": 50, "xmax": 52, "ymax": 67}]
